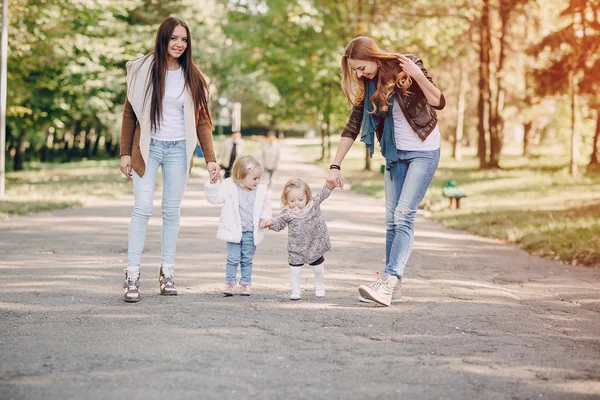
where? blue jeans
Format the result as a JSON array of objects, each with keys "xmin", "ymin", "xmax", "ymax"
[
  {"xmin": 226, "ymin": 231, "xmax": 256, "ymax": 285},
  {"xmin": 128, "ymin": 139, "xmax": 187, "ymax": 269},
  {"xmin": 384, "ymin": 149, "xmax": 440, "ymax": 278}
]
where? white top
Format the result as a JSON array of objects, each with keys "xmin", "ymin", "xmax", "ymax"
[
  {"xmin": 204, "ymin": 178, "xmax": 272, "ymax": 246},
  {"xmin": 152, "ymin": 67, "xmax": 186, "ymax": 141},
  {"xmin": 237, "ymin": 185, "xmax": 257, "ymax": 232},
  {"xmin": 393, "ymin": 102, "xmax": 440, "ymax": 151}
]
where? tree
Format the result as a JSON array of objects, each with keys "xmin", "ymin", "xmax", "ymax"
[{"xmin": 529, "ymin": 0, "xmax": 600, "ymax": 171}]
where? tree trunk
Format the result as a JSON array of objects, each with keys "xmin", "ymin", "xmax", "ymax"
[
  {"xmin": 589, "ymin": 110, "xmax": 599, "ymax": 165},
  {"xmin": 66, "ymin": 120, "xmax": 82, "ymax": 162},
  {"xmin": 13, "ymin": 130, "xmax": 27, "ymax": 171},
  {"xmin": 523, "ymin": 121, "xmax": 533, "ymax": 157},
  {"xmin": 364, "ymin": 147, "xmax": 371, "ymax": 171},
  {"xmin": 320, "ymin": 121, "xmax": 326, "ymax": 161},
  {"xmin": 92, "ymin": 125, "xmax": 102, "ymax": 157},
  {"xmin": 454, "ymin": 69, "xmax": 467, "ymax": 161},
  {"xmin": 477, "ymin": 0, "xmax": 491, "ymax": 169},
  {"xmin": 489, "ymin": 1, "xmax": 511, "ymax": 169},
  {"xmin": 569, "ymin": 73, "xmax": 578, "ymax": 177},
  {"xmin": 84, "ymin": 128, "xmax": 93, "ymax": 158}
]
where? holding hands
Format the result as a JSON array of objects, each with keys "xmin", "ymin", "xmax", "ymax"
[
  {"xmin": 260, "ymin": 219, "xmax": 272, "ymax": 229},
  {"xmin": 326, "ymin": 169, "xmax": 342, "ymax": 190},
  {"xmin": 206, "ymin": 161, "xmax": 221, "ymax": 184}
]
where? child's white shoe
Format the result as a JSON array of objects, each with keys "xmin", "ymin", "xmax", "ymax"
[
  {"xmin": 290, "ymin": 266, "xmax": 302, "ymax": 300},
  {"xmin": 312, "ymin": 263, "xmax": 325, "ymax": 297}
]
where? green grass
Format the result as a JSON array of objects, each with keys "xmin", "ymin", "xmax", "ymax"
[
  {"xmin": 297, "ymin": 137, "xmax": 600, "ymax": 267},
  {"xmin": 1, "ymin": 159, "xmax": 132, "ymax": 219},
  {"xmin": 0, "ymin": 136, "xmax": 264, "ymax": 220}
]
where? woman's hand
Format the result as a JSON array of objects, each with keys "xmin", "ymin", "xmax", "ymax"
[
  {"xmin": 397, "ymin": 54, "xmax": 425, "ymax": 80},
  {"xmin": 206, "ymin": 161, "xmax": 220, "ymax": 183},
  {"xmin": 120, "ymin": 155, "xmax": 132, "ymax": 178},
  {"xmin": 326, "ymin": 169, "xmax": 343, "ymax": 190},
  {"xmin": 260, "ymin": 219, "xmax": 272, "ymax": 229}
]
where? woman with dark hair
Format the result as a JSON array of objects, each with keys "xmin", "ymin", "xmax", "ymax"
[
  {"xmin": 119, "ymin": 16, "xmax": 220, "ymax": 302},
  {"xmin": 326, "ymin": 36, "xmax": 446, "ymax": 307}
]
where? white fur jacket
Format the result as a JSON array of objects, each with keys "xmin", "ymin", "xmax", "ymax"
[{"xmin": 205, "ymin": 178, "xmax": 272, "ymax": 245}]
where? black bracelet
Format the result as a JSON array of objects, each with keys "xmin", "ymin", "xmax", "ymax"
[{"xmin": 329, "ymin": 164, "xmax": 341, "ymax": 170}]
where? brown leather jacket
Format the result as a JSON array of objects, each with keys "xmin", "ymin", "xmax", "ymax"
[
  {"xmin": 341, "ymin": 54, "xmax": 445, "ymax": 142},
  {"xmin": 120, "ymin": 100, "xmax": 217, "ymax": 177}
]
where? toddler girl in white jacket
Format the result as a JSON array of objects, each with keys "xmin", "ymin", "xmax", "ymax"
[{"xmin": 205, "ymin": 155, "xmax": 272, "ymax": 296}]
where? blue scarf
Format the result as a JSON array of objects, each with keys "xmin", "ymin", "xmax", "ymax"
[{"xmin": 360, "ymin": 79, "xmax": 399, "ymax": 178}]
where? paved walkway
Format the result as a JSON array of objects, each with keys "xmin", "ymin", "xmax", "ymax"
[{"xmin": 1, "ymin": 141, "xmax": 599, "ymax": 400}]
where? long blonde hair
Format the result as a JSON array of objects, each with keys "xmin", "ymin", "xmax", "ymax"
[
  {"xmin": 280, "ymin": 179, "xmax": 312, "ymax": 208},
  {"xmin": 341, "ymin": 36, "xmax": 412, "ymax": 114}
]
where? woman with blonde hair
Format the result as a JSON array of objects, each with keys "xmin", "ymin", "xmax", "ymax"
[
  {"xmin": 327, "ymin": 36, "xmax": 446, "ymax": 306},
  {"xmin": 119, "ymin": 16, "xmax": 220, "ymax": 302}
]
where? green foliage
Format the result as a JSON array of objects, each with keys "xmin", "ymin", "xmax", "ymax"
[
  {"xmin": 529, "ymin": 0, "xmax": 600, "ymax": 103},
  {"xmin": 220, "ymin": 0, "xmax": 468, "ymax": 130}
]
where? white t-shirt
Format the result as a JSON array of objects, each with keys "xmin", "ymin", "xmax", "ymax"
[
  {"xmin": 393, "ymin": 102, "xmax": 440, "ymax": 151},
  {"xmin": 152, "ymin": 67, "xmax": 186, "ymax": 141}
]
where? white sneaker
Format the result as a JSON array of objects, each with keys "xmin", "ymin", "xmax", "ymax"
[
  {"xmin": 290, "ymin": 266, "xmax": 302, "ymax": 300},
  {"xmin": 358, "ymin": 273, "xmax": 399, "ymax": 307},
  {"xmin": 312, "ymin": 263, "xmax": 325, "ymax": 297},
  {"xmin": 359, "ymin": 284, "xmax": 403, "ymax": 303}
]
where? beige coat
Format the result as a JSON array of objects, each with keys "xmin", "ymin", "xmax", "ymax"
[{"xmin": 120, "ymin": 55, "xmax": 216, "ymax": 178}]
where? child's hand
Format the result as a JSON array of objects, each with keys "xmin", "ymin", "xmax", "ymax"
[
  {"xmin": 260, "ymin": 219, "xmax": 272, "ymax": 229},
  {"xmin": 326, "ymin": 180, "xmax": 336, "ymax": 190}
]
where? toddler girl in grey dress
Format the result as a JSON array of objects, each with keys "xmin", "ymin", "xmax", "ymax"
[{"xmin": 261, "ymin": 178, "xmax": 335, "ymax": 300}]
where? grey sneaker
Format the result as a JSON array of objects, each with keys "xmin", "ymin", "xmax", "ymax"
[
  {"xmin": 358, "ymin": 273, "xmax": 398, "ymax": 307},
  {"xmin": 360, "ymin": 277, "xmax": 403, "ymax": 303},
  {"xmin": 159, "ymin": 267, "xmax": 177, "ymax": 296},
  {"xmin": 123, "ymin": 271, "xmax": 140, "ymax": 303}
]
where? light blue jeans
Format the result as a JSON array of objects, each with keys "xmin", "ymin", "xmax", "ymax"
[
  {"xmin": 384, "ymin": 148, "xmax": 440, "ymax": 278},
  {"xmin": 226, "ymin": 231, "xmax": 256, "ymax": 285},
  {"xmin": 128, "ymin": 139, "xmax": 187, "ymax": 269}
]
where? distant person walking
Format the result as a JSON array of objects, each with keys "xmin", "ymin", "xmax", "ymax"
[
  {"xmin": 219, "ymin": 131, "xmax": 245, "ymax": 179},
  {"xmin": 327, "ymin": 36, "xmax": 446, "ymax": 306},
  {"xmin": 260, "ymin": 130, "xmax": 281, "ymax": 187},
  {"xmin": 119, "ymin": 16, "xmax": 220, "ymax": 302}
]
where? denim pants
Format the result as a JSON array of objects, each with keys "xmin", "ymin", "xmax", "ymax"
[
  {"xmin": 226, "ymin": 231, "xmax": 256, "ymax": 285},
  {"xmin": 128, "ymin": 139, "xmax": 187, "ymax": 269},
  {"xmin": 384, "ymin": 148, "xmax": 440, "ymax": 278}
]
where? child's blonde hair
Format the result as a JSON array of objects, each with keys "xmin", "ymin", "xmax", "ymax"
[
  {"xmin": 281, "ymin": 178, "xmax": 312, "ymax": 208},
  {"xmin": 231, "ymin": 155, "xmax": 263, "ymax": 184}
]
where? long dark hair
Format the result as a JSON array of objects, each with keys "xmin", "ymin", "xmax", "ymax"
[{"xmin": 144, "ymin": 16, "xmax": 212, "ymax": 131}]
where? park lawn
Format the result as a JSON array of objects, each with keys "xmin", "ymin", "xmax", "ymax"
[
  {"xmin": 1, "ymin": 159, "xmax": 133, "ymax": 219},
  {"xmin": 0, "ymin": 136, "xmax": 263, "ymax": 220},
  {"xmin": 298, "ymin": 137, "xmax": 600, "ymax": 267}
]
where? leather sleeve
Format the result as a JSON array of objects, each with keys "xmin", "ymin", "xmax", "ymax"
[
  {"xmin": 410, "ymin": 55, "xmax": 446, "ymax": 111},
  {"xmin": 341, "ymin": 102, "xmax": 365, "ymax": 139}
]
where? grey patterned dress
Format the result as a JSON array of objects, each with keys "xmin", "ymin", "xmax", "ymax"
[{"xmin": 269, "ymin": 185, "xmax": 332, "ymax": 265}]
